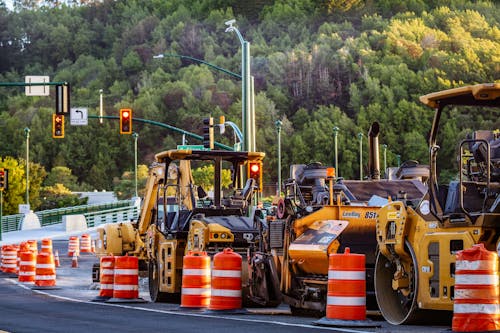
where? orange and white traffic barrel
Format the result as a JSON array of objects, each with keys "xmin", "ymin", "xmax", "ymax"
[
  {"xmin": 181, "ymin": 251, "xmax": 211, "ymax": 308},
  {"xmin": 68, "ymin": 236, "xmax": 80, "ymax": 257},
  {"xmin": 1, "ymin": 245, "xmax": 18, "ymax": 274},
  {"xmin": 27, "ymin": 240, "xmax": 38, "ymax": 254},
  {"xmin": 315, "ymin": 248, "xmax": 379, "ymax": 328},
  {"xmin": 326, "ymin": 247, "xmax": 366, "ymax": 320},
  {"xmin": 112, "ymin": 256, "xmax": 139, "ymax": 299},
  {"xmin": 452, "ymin": 243, "xmax": 499, "ymax": 332},
  {"xmin": 18, "ymin": 251, "xmax": 37, "ymax": 283},
  {"xmin": 99, "ymin": 256, "xmax": 115, "ymax": 299},
  {"xmin": 208, "ymin": 248, "xmax": 242, "ymax": 311},
  {"xmin": 34, "ymin": 252, "xmax": 56, "ymax": 287},
  {"xmin": 80, "ymin": 234, "xmax": 92, "ymax": 253},
  {"xmin": 41, "ymin": 238, "xmax": 53, "ymax": 254}
]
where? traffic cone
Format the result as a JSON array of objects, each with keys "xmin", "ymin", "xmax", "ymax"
[
  {"xmin": 71, "ymin": 252, "xmax": 79, "ymax": 268},
  {"xmin": 54, "ymin": 250, "xmax": 61, "ymax": 268},
  {"xmin": 91, "ymin": 240, "xmax": 96, "ymax": 253}
]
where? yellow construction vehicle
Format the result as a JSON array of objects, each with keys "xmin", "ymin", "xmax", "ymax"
[
  {"xmin": 375, "ymin": 83, "xmax": 500, "ymax": 324},
  {"xmin": 95, "ymin": 147, "xmax": 265, "ymax": 302},
  {"xmin": 248, "ymin": 122, "xmax": 429, "ymax": 315}
]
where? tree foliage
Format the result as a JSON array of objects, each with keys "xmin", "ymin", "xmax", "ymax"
[{"xmin": 0, "ymin": 0, "xmax": 498, "ymax": 206}]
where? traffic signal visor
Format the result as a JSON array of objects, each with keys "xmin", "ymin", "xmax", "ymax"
[{"xmin": 120, "ymin": 109, "xmax": 132, "ymax": 134}]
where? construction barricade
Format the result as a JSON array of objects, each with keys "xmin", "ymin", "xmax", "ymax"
[
  {"xmin": 452, "ymin": 243, "xmax": 500, "ymax": 332},
  {"xmin": 33, "ymin": 252, "xmax": 57, "ymax": 288},
  {"xmin": 181, "ymin": 251, "xmax": 211, "ymax": 308},
  {"xmin": 93, "ymin": 255, "xmax": 115, "ymax": 301},
  {"xmin": 67, "ymin": 236, "xmax": 80, "ymax": 257},
  {"xmin": 316, "ymin": 248, "xmax": 379, "ymax": 328},
  {"xmin": 40, "ymin": 238, "xmax": 53, "ymax": 254},
  {"xmin": 18, "ymin": 251, "xmax": 37, "ymax": 283},
  {"xmin": 107, "ymin": 256, "xmax": 144, "ymax": 303},
  {"xmin": 1, "ymin": 245, "xmax": 18, "ymax": 275},
  {"xmin": 208, "ymin": 248, "xmax": 243, "ymax": 312},
  {"xmin": 80, "ymin": 234, "xmax": 92, "ymax": 254}
]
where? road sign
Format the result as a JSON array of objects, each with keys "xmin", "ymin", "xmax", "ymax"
[
  {"xmin": 25, "ymin": 76, "xmax": 50, "ymax": 96},
  {"xmin": 70, "ymin": 107, "xmax": 88, "ymax": 125},
  {"xmin": 176, "ymin": 145, "xmax": 209, "ymax": 151},
  {"xmin": 19, "ymin": 204, "xmax": 30, "ymax": 214}
]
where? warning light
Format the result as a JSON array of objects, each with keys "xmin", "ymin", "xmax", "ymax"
[
  {"xmin": 248, "ymin": 161, "xmax": 263, "ymax": 192},
  {"xmin": 120, "ymin": 109, "xmax": 132, "ymax": 134}
]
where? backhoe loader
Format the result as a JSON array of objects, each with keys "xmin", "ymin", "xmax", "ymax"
[
  {"xmin": 375, "ymin": 83, "xmax": 499, "ymax": 325},
  {"xmin": 95, "ymin": 147, "xmax": 265, "ymax": 302}
]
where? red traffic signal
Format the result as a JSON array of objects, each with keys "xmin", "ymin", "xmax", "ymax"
[
  {"xmin": 247, "ymin": 161, "xmax": 263, "ymax": 191},
  {"xmin": 120, "ymin": 109, "xmax": 132, "ymax": 134},
  {"xmin": 0, "ymin": 168, "xmax": 7, "ymax": 190},
  {"xmin": 52, "ymin": 114, "xmax": 64, "ymax": 138}
]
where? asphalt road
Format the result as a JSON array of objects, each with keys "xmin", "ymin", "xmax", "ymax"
[{"xmin": 0, "ymin": 238, "xmax": 452, "ymax": 333}]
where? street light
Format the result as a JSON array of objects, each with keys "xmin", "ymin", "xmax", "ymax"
[
  {"xmin": 99, "ymin": 89, "xmax": 103, "ymax": 124},
  {"xmin": 225, "ymin": 19, "xmax": 253, "ymax": 152},
  {"xmin": 24, "ymin": 127, "xmax": 30, "ymax": 206},
  {"xmin": 333, "ymin": 126, "xmax": 339, "ymax": 177},
  {"xmin": 358, "ymin": 132, "xmax": 364, "ymax": 180},
  {"xmin": 275, "ymin": 120, "xmax": 282, "ymax": 195},
  {"xmin": 132, "ymin": 132, "xmax": 139, "ymax": 198}
]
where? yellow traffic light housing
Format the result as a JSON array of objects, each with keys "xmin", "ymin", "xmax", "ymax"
[
  {"xmin": 52, "ymin": 114, "xmax": 65, "ymax": 138},
  {"xmin": 120, "ymin": 109, "xmax": 132, "ymax": 134},
  {"xmin": 248, "ymin": 161, "xmax": 263, "ymax": 191},
  {"xmin": 0, "ymin": 168, "xmax": 7, "ymax": 190}
]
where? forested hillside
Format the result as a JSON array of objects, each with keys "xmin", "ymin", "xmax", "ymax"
[{"xmin": 0, "ymin": 0, "xmax": 499, "ymax": 214}]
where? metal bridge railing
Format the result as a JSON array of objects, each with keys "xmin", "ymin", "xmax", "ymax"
[{"xmin": 0, "ymin": 200, "xmax": 138, "ymax": 232}]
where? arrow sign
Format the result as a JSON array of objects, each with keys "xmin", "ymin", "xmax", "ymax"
[{"xmin": 70, "ymin": 107, "xmax": 88, "ymax": 125}]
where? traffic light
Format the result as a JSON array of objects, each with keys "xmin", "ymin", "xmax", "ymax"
[
  {"xmin": 0, "ymin": 168, "xmax": 7, "ymax": 190},
  {"xmin": 202, "ymin": 117, "xmax": 214, "ymax": 149},
  {"xmin": 55, "ymin": 84, "xmax": 70, "ymax": 115},
  {"xmin": 120, "ymin": 109, "xmax": 132, "ymax": 134},
  {"xmin": 52, "ymin": 114, "xmax": 65, "ymax": 138},
  {"xmin": 248, "ymin": 161, "xmax": 263, "ymax": 191}
]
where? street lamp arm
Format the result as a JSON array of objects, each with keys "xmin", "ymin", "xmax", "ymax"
[
  {"xmin": 153, "ymin": 53, "xmax": 241, "ymax": 80},
  {"xmin": 224, "ymin": 121, "xmax": 243, "ymax": 142}
]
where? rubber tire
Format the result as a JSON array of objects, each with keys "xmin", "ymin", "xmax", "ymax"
[{"xmin": 148, "ymin": 260, "xmax": 178, "ymax": 303}]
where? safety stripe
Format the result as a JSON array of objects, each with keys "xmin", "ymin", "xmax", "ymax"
[
  {"xmin": 328, "ymin": 270, "xmax": 365, "ymax": 280},
  {"xmin": 19, "ymin": 271, "xmax": 36, "ymax": 276},
  {"xmin": 20, "ymin": 261, "xmax": 36, "ymax": 266},
  {"xmin": 454, "ymin": 303, "xmax": 500, "ymax": 314},
  {"xmin": 327, "ymin": 296, "xmax": 365, "ymax": 306},
  {"xmin": 212, "ymin": 269, "xmax": 241, "ymax": 278},
  {"xmin": 35, "ymin": 275, "xmax": 56, "ymax": 280},
  {"xmin": 183, "ymin": 268, "xmax": 211, "ymax": 276},
  {"xmin": 113, "ymin": 284, "xmax": 139, "ymax": 291},
  {"xmin": 99, "ymin": 284, "xmax": 114, "ymax": 290},
  {"xmin": 455, "ymin": 274, "xmax": 499, "ymax": 285},
  {"xmin": 182, "ymin": 288, "xmax": 211, "ymax": 296},
  {"xmin": 3, "ymin": 255, "xmax": 17, "ymax": 259},
  {"xmin": 36, "ymin": 264, "xmax": 55, "ymax": 269},
  {"xmin": 210, "ymin": 289, "xmax": 241, "ymax": 297},
  {"xmin": 101, "ymin": 269, "xmax": 115, "ymax": 275},
  {"xmin": 3, "ymin": 264, "xmax": 17, "ymax": 268},
  {"xmin": 114, "ymin": 269, "xmax": 138, "ymax": 275},
  {"xmin": 456, "ymin": 260, "xmax": 498, "ymax": 271}
]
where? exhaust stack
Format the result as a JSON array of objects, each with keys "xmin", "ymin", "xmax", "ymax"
[{"xmin": 368, "ymin": 122, "xmax": 381, "ymax": 180}]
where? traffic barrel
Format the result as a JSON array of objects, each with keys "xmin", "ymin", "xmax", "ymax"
[
  {"xmin": 452, "ymin": 243, "xmax": 499, "ymax": 332},
  {"xmin": 112, "ymin": 256, "xmax": 139, "ymax": 300},
  {"xmin": 41, "ymin": 238, "xmax": 53, "ymax": 254},
  {"xmin": 1, "ymin": 245, "xmax": 18, "ymax": 274},
  {"xmin": 18, "ymin": 251, "xmax": 37, "ymax": 283},
  {"xmin": 68, "ymin": 236, "xmax": 80, "ymax": 257},
  {"xmin": 80, "ymin": 234, "xmax": 92, "ymax": 253},
  {"xmin": 181, "ymin": 251, "xmax": 211, "ymax": 308},
  {"xmin": 98, "ymin": 256, "xmax": 115, "ymax": 299},
  {"xmin": 27, "ymin": 240, "xmax": 38, "ymax": 254},
  {"xmin": 316, "ymin": 248, "xmax": 379, "ymax": 328},
  {"xmin": 208, "ymin": 248, "xmax": 242, "ymax": 311},
  {"xmin": 34, "ymin": 252, "xmax": 56, "ymax": 287}
]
